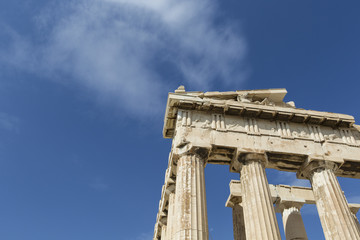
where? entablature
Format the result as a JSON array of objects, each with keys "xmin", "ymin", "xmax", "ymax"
[
  {"xmin": 163, "ymin": 88, "xmax": 355, "ymax": 138},
  {"xmin": 170, "ymin": 114, "xmax": 360, "ymax": 178},
  {"xmin": 226, "ymin": 181, "xmax": 360, "ymax": 213}
]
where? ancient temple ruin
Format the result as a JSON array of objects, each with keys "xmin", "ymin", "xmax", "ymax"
[{"xmin": 153, "ymin": 87, "xmax": 360, "ymax": 240}]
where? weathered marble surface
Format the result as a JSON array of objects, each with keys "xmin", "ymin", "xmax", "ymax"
[
  {"xmin": 154, "ymin": 87, "xmax": 360, "ymax": 240},
  {"xmin": 226, "ymin": 181, "xmax": 360, "ymax": 240}
]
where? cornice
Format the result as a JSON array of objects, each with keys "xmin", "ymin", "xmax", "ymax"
[{"xmin": 163, "ymin": 89, "xmax": 355, "ymax": 138}]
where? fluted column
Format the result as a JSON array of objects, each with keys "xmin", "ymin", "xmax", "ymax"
[
  {"xmin": 278, "ymin": 202, "xmax": 308, "ymax": 240},
  {"xmin": 301, "ymin": 161, "xmax": 360, "ymax": 239},
  {"xmin": 166, "ymin": 193, "xmax": 176, "ymax": 240},
  {"xmin": 350, "ymin": 211, "xmax": 360, "ymax": 233},
  {"xmin": 161, "ymin": 225, "xmax": 167, "ymax": 240},
  {"xmin": 356, "ymin": 217, "xmax": 360, "ymax": 233},
  {"xmin": 239, "ymin": 153, "xmax": 281, "ymax": 240},
  {"xmin": 232, "ymin": 204, "xmax": 246, "ymax": 240},
  {"xmin": 172, "ymin": 154, "xmax": 208, "ymax": 240}
]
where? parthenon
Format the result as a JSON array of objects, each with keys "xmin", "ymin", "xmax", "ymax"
[{"xmin": 153, "ymin": 87, "xmax": 360, "ymax": 239}]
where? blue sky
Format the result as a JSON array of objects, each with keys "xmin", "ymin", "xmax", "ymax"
[{"xmin": 0, "ymin": 0, "xmax": 360, "ymax": 239}]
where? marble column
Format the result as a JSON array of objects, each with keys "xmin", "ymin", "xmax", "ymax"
[
  {"xmin": 350, "ymin": 207, "xmax": 360, "ymax": 233},
  {"xmin": 278, "ymin": 202, "xmax": 308, "ymax": 240},
  {"xmin": 239, "ymin": 153, "xmax": 281, "ymax": 240},
  {"xmin": 302, "ymin": 161, "xmax": 360, "ymax": 239},
  {"xmin": 351, "ymin": 213, "xmax": 360, "ymax": 234},
  {"xmin": 161, "ymin": 225, "xmax": 167, "ymax": 240},
  {"xmin": 167, "ymin": 193, "xmax": 176, "ymax": 240},
  {"xmin": 232, "ymin": 203, "xmax": 246, "ymax": 240},
  {"xmin": 172, "ymin": 154, "xmax": 208, "ymax": 240}
]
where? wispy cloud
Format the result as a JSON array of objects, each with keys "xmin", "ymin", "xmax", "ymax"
[
  {"xmin": 0, "ymin": 112, "xmax": 20, "ymax": 132},
  {"xmin": 275, "ymin": 171, "xmax": 311, "ymax": 187},
  {"xmin": 347, "ymin": 195, "xmax": 360, "ymax": 204},
  {"xmin": 290, "ymin": 178, "xmax": 311, "ymax": 188},
  {"xmin": 136, "ymin": 231, "xmax": 153, "ymax": 240},
  {"xmin": 0, "ymin": 0, "xmax": 247, "ymax": 116}
]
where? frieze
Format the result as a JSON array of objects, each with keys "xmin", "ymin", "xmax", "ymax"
[
  {"xmin": 245, "ymin": 118, "xmax": 260, "ymax": 135},
  {"xmin": 339, "ymin": 128, "xmax": 359, "ymax": 146},
  {"xmin": 277, "ymin": 121, "xmax": 293, "ymax": 139},
  {"xmin": 163, "ymin": 89, "xmax": 355, "ymax": 138},
  {"xmin": 308, "ymin": 125, "xmax": 325, "ymax": 143},
  {"xmin": 211, "ymin": 114, "xmax": 226, "ymax": 131},
  {"xmin": 177, "ymin": 110, "xmax": 192, "ymax": 127},
  {"xmin": 175, "ymin": 110, "xmax": 360, "ymax": 148}
]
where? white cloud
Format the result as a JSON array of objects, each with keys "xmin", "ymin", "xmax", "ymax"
[
  {"xmin": 0, "ymin": 0, "xmax": 247, "ymax": 116},
  {"xmin": 275, "ymin": 171, "xmax": 311, "ymax": 187},
  {"xmin": 290, "ymin": 178, "xmax": 311, "ymax": 188},
  {"xmin": 136, "ymin": 231, "xmax": 153, "ymax": 240},
  {"xmin": 347, "ymin": 195, "xmax": 360, "ymax": 204}
]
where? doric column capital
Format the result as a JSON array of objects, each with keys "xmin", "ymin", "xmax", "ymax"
[
  {"xmin": 349, "ymin": 204, "xmax": 360, "ymax": 215},
  {"xmin": 225, "ymin": 180, "xmax": 243, "ymax": 208},
  {"xmin": 231, "ymin": 151, "xmax": 268, "ymax": 172},
  {"xmin": 297, "ymin": 157, "xmax": 342, "ymax": 179},
  {"xmin": 241, "ymin": 152, "xmax": 267, "ymax": 164},
  {"xmin": 275, "ymin": 200, "xmax": 305, "ymax": 213},
  {"xmin": 306, "ymin": 159, "xmax": 360, "ymax": 239},
  {"xmin": 172, "ymin": 146, "xmax": 210, "ymax": 165}
]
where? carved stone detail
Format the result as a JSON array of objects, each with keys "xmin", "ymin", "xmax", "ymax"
[
  {"xmin": 180, "ymin": 111, "xmax": 360, "ymax": 150},
  {"xmin": 211, "ymin": 114, "xmax": 226, "ymax": 131},
  {"xmin": 155, "ymin": 88, "xmax": 360, "ymax": 239},
  {"xmin": 277, "ymin": 121, "xmax": 293, "ymax": 139},
  {"xmin": 339, "ymin": 128, "xmax": 359, "ymax": 146},
  {"xmin": 245, "ymin": 118, "xmax": 260, "ymax": 135},
  {"xmin": 177, "ymin": 110, "xmax": 192, "ymax": 127},
  {"xmin": 308, "ymin": 125, "xmax": 324, "ymax": 142}
]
